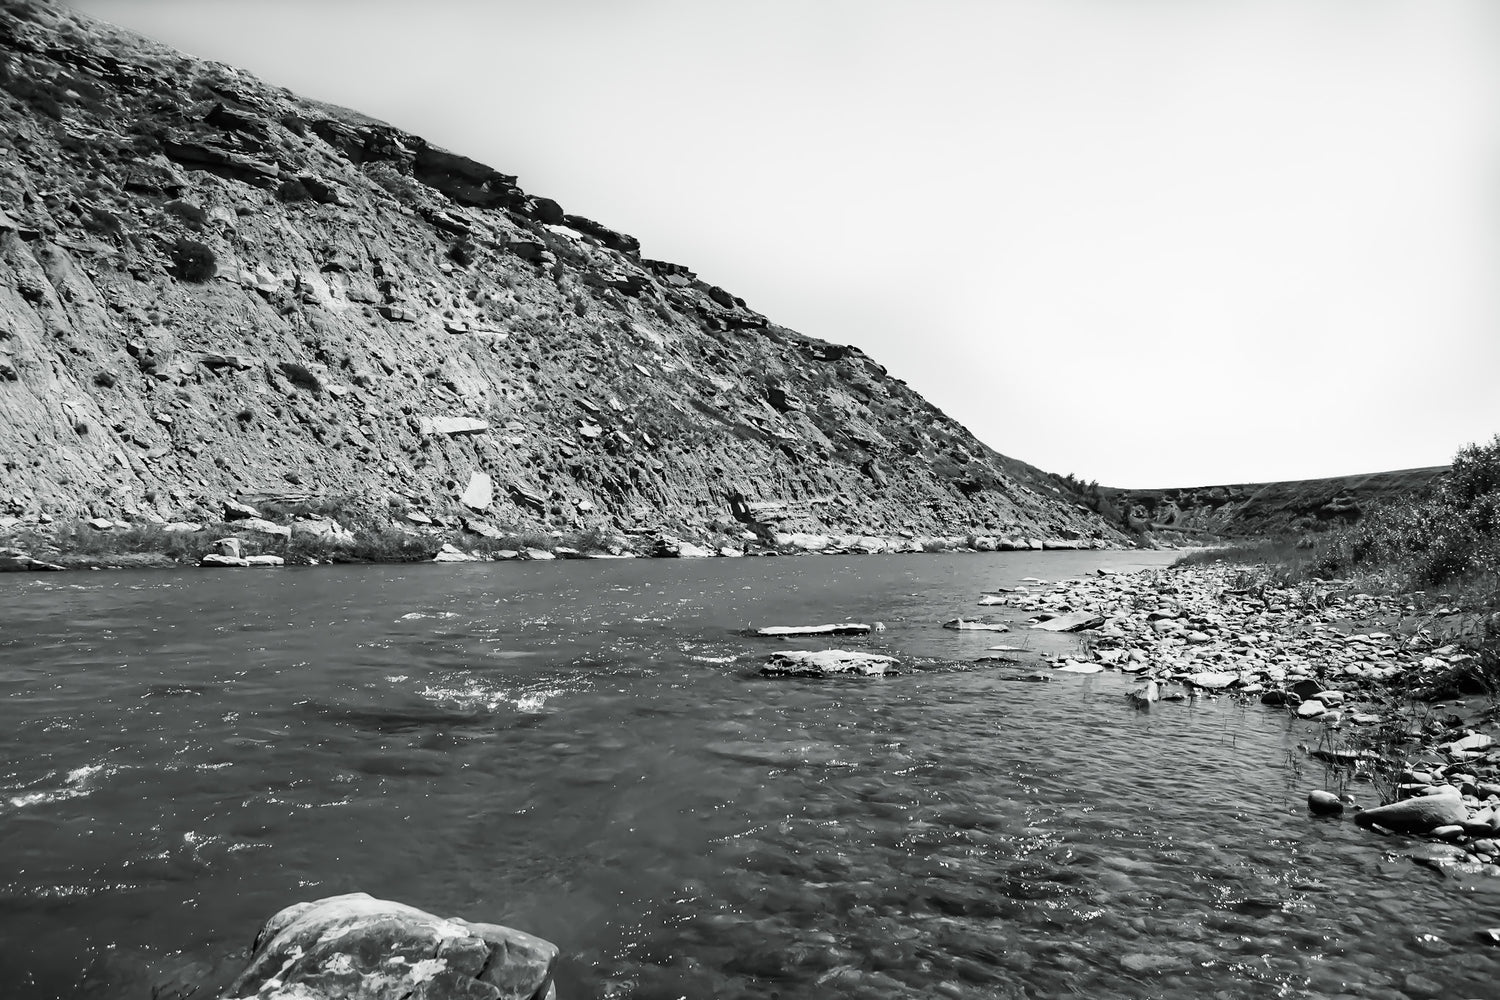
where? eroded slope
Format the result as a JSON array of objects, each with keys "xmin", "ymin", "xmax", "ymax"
[{"xmin": 0, "ymin": 0, "xmax": 1122, "ymax": 548}]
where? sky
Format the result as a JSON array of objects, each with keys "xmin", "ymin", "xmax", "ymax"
[{"xmin": 71, "ymin": 0, "xmax": 1500, "ymax": 487}]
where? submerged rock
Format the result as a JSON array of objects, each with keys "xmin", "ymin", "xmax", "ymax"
[
  {"xmin": 942, "ymin": 618, "xmax": 1011, "ymax": 632},
  {"xmin": 762, "ymin": 649, "xmax": 898, "ymax": 677},
  {"xmin": 222, "ymin": 892, "xmax": 558, "ymax": 1000}
]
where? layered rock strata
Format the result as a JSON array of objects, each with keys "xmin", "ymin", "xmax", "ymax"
[{"xmin": 0, "ymin": 0, "xmax": 1124, "ymax": 548}]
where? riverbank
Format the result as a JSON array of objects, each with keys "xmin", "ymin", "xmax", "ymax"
[
  {"xmin": 991, "ymin": 563, "xmax": 1500, "ymax": 872},
  {"xmin": 0, "ymin": 503, "xmax": 1122, "ymax": 572}
]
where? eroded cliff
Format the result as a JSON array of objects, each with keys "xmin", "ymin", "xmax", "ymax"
[{"xmin": 0, "ymin": 0, "xmax": 1125, "ymax": 550}]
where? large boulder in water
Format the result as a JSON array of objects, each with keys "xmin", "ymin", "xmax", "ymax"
[
  {"xmin": 1354, "ymin": 787, "xmax": 1468, "ymax": 834},
  {"xmin": 762, "ymin": 649, "xmax": 898, "ymax": 677},
  {"xmin": 223, "ymin": 892, "xmax": 559, "ymax": 1000}
]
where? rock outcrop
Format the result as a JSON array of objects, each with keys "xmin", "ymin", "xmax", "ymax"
[
  {"xmin": 223, "ymin": 893, "xmax": 558, "ymax": 1000},
  {"xmin": 0, "ymin": 0, "xmax": 1126, "ymax": 548}
]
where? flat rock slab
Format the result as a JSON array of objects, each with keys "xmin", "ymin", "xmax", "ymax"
[
  {"xmin": 756, "ymin": 623, "xmax": 871, "ymax": 637},
  {"xmin": 1030, "ymin": 612, "xmax": 1106, "ymax": 632},
  {"xmin": 762, "ymin": 650, "xmax": 898, "ymax": 677},
  {"xmin": 942, "ymin": 619, "xmax": 1011, "ymax": 632},
  {"xmin": 1056, "ymin": 661, "xmax": 1104, "ymax": 674},
  {"xmin": 224, "ymin": 892, "xmax": 558, "ymax": 1000},
  {"xmin": 1187, "ymin": 671, "xmax": 1240, "ymax": 691}
]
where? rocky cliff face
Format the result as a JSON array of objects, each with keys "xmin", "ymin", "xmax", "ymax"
[{"xmin": 0, "ymin": 0, "xmax": 1123, "ymax": 549}]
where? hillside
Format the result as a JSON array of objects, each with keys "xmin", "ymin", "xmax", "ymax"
[
  {"xmin": 0, "ymin": 0, "xmax": 1124, "ymax": 555},
  {"xmin": 1090, "ymin": 466, "xmax": 1448, "ymax": 541}
]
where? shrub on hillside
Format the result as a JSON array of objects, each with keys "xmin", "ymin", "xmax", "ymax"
[{"xmin": 171, "ymin": 237, "xmax": 217, "ymax": 282}]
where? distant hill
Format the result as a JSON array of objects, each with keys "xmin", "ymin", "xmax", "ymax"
[
  {"xmin": 1075, "ymin": 467, "xmax": 1449, "ymax": 541},
  {"xmin": 0, "ymin": 0, "xmax": 1126, "ymax": 549}
]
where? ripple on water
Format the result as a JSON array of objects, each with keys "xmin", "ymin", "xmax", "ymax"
[{"xmin": 3, "ymin": 552, "xmax": 1499, "ymax": 1000}]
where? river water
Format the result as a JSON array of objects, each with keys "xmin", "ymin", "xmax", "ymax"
[{"xmin": 2, "ymin": 551, "xmax": 1497, "ymax": 1000}]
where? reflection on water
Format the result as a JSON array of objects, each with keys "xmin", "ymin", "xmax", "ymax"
[{"xmin": 1, "ymin": 551, "xmax": 1497, "ymax": 999}]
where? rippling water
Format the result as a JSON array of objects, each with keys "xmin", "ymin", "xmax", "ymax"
[{"xmin": 3, "ymin": 551, "xmax": 1497, "ymax": 999}]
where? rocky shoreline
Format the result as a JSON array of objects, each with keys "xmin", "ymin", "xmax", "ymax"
[
  {"xmin": 0, "ymin": 498, "xmax": 1118, "ymax": 572},
  {"xmin": 984, "ymin": 564, "xmax": 1500, "ymax": 878}
]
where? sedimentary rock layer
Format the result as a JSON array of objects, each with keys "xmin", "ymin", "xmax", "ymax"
[{"xmin": 0, "ymin": 0, "xmax": 1123, "ymax": 546}]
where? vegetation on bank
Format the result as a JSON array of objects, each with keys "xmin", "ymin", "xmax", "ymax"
[{"xmin": 1177, "ymin": 434, "xmax": 1500, "ymax": 698}]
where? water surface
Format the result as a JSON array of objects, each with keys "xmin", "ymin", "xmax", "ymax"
[{"xmin": 2, "ymin": 551, "xmax": 1497, "ymax": 999}]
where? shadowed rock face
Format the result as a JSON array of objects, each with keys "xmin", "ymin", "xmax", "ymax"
[
  {"xmin": 0, "ymin": 0, "xmax": 1123, "ymax": 546},
  {"xmin": 225, "ymin": 893, "xmax": 558, "ymax": 1000}
]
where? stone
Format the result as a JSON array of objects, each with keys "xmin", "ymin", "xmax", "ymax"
[
  {"xmin": 1187, "ymin": 671, "xmax": 1239, "ymax": 691},
  {"xmin": 244, "ymin": 555, "xmax": 284, "ymax": 567},
  {"xmin": 762, "ymin": 650, "xmax": 899, "ymax": 677},
  {"xmin": 463, "ymin": 518, "xmax": 504, "ymax": 540},
  {"xmin": 222, "ymin": 893, "xmax": 558, "ymax": 1000},
  {"xmin": 1031, "ymin": 611, "xmax": 1106, "ymax": 632},
  {"xmin": 1448, "ymin": 733, "xmax": 1496, "ymax": 754},
  {"xmin": 1290, "ymin": 678, "xmax": 1326, "ymax": 700},
  {"xmin": 224, "ymin": 500, "xmax": 262, "ymax": 521},
  {"xmin": 433, "ymin": 543, "xmax": 480, "ymax": 563},
  {"xmin": 1296, "ymin": 699, "xmax": 1327, "ymax": 718},
  {"xmin": 1056, "ymin": 661, "xmax": 1104, "ymax": 674},
  {"xmin": 419, "ymin": 416, "xmax": 489, "ymax": 436},
  {"xmin": 212, "ymin": 537, "xmax": 243, "ymax": 558},
  {"xmin": 522, "ymin": 548, "xmax": 555, "ymax": 561},
  {"xmin": 87, "ymin": 517, "xmax": 113, "ymax": 530},
  {"xmin": 161, "ymin": 522, "xmax": 203, "ymax": 533},
  {"xmin": 756, "ymin": 623, "xmax": 872, "ymax": 637},
  {"xmin": 1307, "ymin": 790, "xmax": 1344, "ymax": 816},
  {"xmin": 943, "ymin": 619, "xmax": 1011, "ymax": 632},
  {"xmin": 292, "ymin": 518, "xmax": 355, "ymax": 545},
  {"xmin": 234, "ymin": 515, "xmax": 289, "ymax": 539},
  {"xmin": 1355, "ymin": 791, "xmax": 1468, "ymax": 834},
  {"xmin": 200, "ymin": 553, "xmax": 250, "ymax": 567},
  {"xmin": 460, "ymin": 472, "xmax": 494, "ymax": 511}
]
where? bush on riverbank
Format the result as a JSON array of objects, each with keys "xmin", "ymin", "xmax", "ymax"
[{"xmin": 1178, "ymin": 435, "xmax": 1500, "ymax": 697}]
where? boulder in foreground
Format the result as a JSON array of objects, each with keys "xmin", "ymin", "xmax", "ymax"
[
  {"xmin": 762, "ymin": 650, "xmax": 898, "ymax": 677},
  {"xmin": 223, "ymin": 892, "xmax": 558, "ymax": 1000}
]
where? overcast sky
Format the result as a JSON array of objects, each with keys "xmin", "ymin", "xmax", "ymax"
[{"xmin": 72, "ymin": 0, "xmax": 1499, "ymax": 487}]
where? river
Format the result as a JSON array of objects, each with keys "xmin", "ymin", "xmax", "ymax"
[{"xmin": 2, "ymin": 550, "xmax": 1497, "ymax": 999}]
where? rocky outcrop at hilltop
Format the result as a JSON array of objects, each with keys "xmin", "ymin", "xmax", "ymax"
[{"xmin": 0, "ymin": 0, "xmax": 1124, "ymax": 548}]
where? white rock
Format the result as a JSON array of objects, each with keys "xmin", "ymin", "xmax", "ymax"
[
  {"xmin": 419, "ymin": 416, "xmax": 489, "ymax": 436},
  {"xmin": 459, "ymin": 472, "xmax": 493, "ymax": 511}
]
